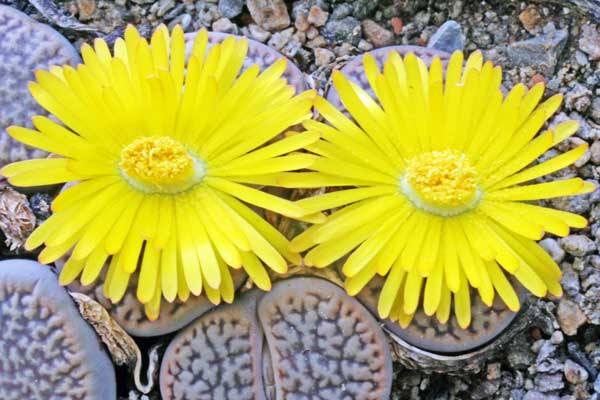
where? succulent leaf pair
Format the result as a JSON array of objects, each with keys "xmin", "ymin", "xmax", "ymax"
[{"xmin": 3, "ymin": 25, "xmax": 593, "ymax": 327}]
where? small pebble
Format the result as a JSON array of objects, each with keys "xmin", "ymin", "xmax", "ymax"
[
  {"xmin": 540, "ymin": 238, "xmax": 565, "ymax": 263},
  {"xmin": 306, "ymin": 26, "xmax": 319, "ymax": 40},
  {"xmin": 427, "ymin": 20, "xmax": 465, "ymax": 53},
  {"xmin": 550, "ymin": 331, "xmax": 564, "ymax": 345},
  {"xmin": 321, "ymin": 16, "xmax": 362, "ymax": 46},
  {"xmin": 486, "ymin": 363, "xmax": 501, "ymax": 380},
  {"xmin": 529, "ymin": 74, "xmax": 547, "ymax": 87},
  {"xmin": 391, "ymin": 17, "xmax": 403, "ymax": 35},
  {"xmin": 590, "ymin": 98, "xmax": 600, "ymax": 124},
  {"xmin": 77, "ymin": 0, "xmax": 96, "ymax": 20},
  {"xmin": 560, "ymin": 235, "xmax": 596, "ymax": 257},
  {"xmin": 218, "ymin": 0, "xmax": 244, "ymax": 19},
  {"xmin": 579, "ymin": 24, "xmax": 600, "ymax": 60},
  {"xmin": 357, "ymin": 39, "xmax": 373, "ymax": 51},
  {"xmin": 247, "ymin": 24, "xmax": 271, "ymax": 43},
  {"xmin": 564, "ymin": 359, "xmax": 589, "ymax": 384},
  {"xmin": 212, "ymin": 17, "xmax": 237, "ymax": 34},
  {"xmin": 267, "ymin": 27, "xmax": 294, "ymax": 51},
  {"xmin": 295, "ymin": 12, "xmax": 310, "ymax": 32},
  {"xmin": 519, "ymin": 5, "xmax": 542, "ymax": 32},
  {"xmin": 313, "ymin": 47, "xmax": 334, "ymax": 66},
  {"xmin": 306, "ymin": 35, "xmax": 327, "ymax": 48},
  {"xmin": 556, "ymin": 299, "xmax": 587, "ymax": 336},
  {"xmin": 247, "ymin": 0, "xmax": 290, "ymax": 31},
  {"xmin": 307, "ymin": 6, "xmax": 328, "ymax": 27},
  {"xmin": 361, "ymin": 19, "xmax": 394, "ymax": 48}
]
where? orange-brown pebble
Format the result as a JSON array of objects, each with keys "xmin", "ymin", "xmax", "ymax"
[
  {"xmin": 391, "ymin": 17, "xmax": 403, "ymax": 35},
  {"xmin": 529, "ymin": 73, "xmax": 546, "ymax": 88},
  {"xmin": 519, "ymin": 5, "xmax": 542, "ymax": 32}
]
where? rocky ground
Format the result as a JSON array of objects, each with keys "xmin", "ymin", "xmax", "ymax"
[{"xmin": 1, "ymin": 0, "xmax": 599, "ymax": 399}]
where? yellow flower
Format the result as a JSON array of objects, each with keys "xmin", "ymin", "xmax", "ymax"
[
  {"xmin": 1, "ymin": 25, "xmax": 319, "ymax": 319},
  {"xmin": 290, "ymin": 50, "xmax": 595, "ymax": 328}
]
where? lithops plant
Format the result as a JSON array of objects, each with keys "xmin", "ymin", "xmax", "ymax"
[
  {"xmin": 160, "ymin": 277, "xmax": 392, "ymax": 400},
  {"xmin": 0, "ymin": 5, "xmax": 80, "ymax": 166},
  {"xmin": 40, "ymin": 29, "xmax": 312, "ymax": 336},
  {"xmin": 0, "ymin": 259, "xmax": 116, "ymax": 399},
  {"xmin": 1, "ymin": 24, "xmax": 320, "ymax": 321},
  {"xmin": 326, "ymin": 47, "xmax": 532, "ymax": 359},
  {"xmin": 286, "ymin": 46, "xmax": 592, "ymax": 362}
]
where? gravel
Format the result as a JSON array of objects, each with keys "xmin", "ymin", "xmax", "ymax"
[{"xmin": 321, "ymin": 15, "xmax": 362, "ymax": 45}]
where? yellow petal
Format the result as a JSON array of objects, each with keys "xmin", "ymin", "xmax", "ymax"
[
  {"xmin": 58, "ymin": 256, "xmax": 85, "ymax": 285},
  {"xmin": 240, "ymin": 251, "xmax": 271, "ymax": 290},
  {"xmin": 488, "ymin": 178, "xmax": 591, "ymax": 202},
  {"xmin": 486, "ymin": 261, "xmax": 520, "ymax": 312},
  {"xmin": 81, "ymin": 245, "xmax": 109, "ymax": 286},
  {"xmin": 160, "ymin": 229, "xmax": 178, "ymax": 303},
  {"xmin": 455, "ymin": 270, "xmax": 471, "ymax": 328},
  {"xmin": 137, "ymin": 245, "xmax": 160, "ymax": 303},
  {"xmin": 423, "ymin": 256, "xmax": 444, "ymax": 316},
  {"xmin": 377, "ymin": 259, "xmax": 405, "ymax": 318},
  {"xmin": 205, "ymin": 177, "xmax": 309, "ymax": 219},
  {"xmin": 403, "ymin": 271, "xmax": 423, "ymax": 315},
  {"xmin": 345, "ymin": 259, "xmax": 378, "ymax": 296}
]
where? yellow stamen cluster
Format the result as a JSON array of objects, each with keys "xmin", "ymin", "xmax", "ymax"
[
  {"xmin": 120, "ymin": 136, "xmax": 195, "ymax": 188},
  {"xmin": 404, "ymin": 149, "xmax": 478, "ymax": 211}
]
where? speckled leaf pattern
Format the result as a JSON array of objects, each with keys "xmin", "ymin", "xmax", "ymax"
[
  {"xmin": 0, "ymin": 259, "xmax": 115, "ymax": 400},
  {"xmin": 160, "ymin": 277, "xmax": 393, "ymax": 400},
  {"xmin": 0, "ymin": 5, "xmax": 80, "ymax": 166}
]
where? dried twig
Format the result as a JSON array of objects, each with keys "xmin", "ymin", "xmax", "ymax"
[{"xmin": 70, "ymin": 292, "xmax": 161, "ymax": 394}]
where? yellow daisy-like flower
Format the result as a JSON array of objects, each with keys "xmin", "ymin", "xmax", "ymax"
[
  {"xmin": 290, "ymin": 50, "xmax": 595, "ymax": 328},
  {"xmin": 1, "ymin": 25, "xmax": 319, "ymax": 319}
]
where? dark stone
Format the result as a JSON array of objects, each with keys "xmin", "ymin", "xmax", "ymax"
[
  {"xmin": 352, "ymin": 0, "xmax": 378, "ymax": 19},
  {"xmin": 218, "ymin": 0, "xmax": 244, "ymax": 19},
  {"xmin": 321, "ymin": 16, "xmax": 362, "ymax": 45},
  {"xmin": 505, "ymin": 27, "xmax": 568, "ymax": 75}
]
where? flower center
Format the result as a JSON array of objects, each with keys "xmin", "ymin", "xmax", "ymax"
[
  {"xmin": 401, "ymin": 149, "xmax": 480, "ymax": 216},
  {"xmin": 119, "ymin": 136, "xmax": 204, "ymax": 193}
]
